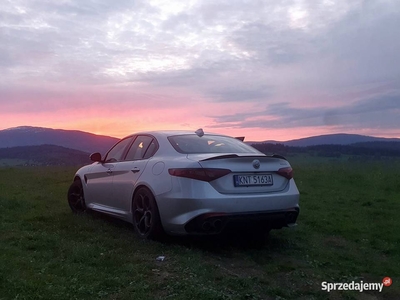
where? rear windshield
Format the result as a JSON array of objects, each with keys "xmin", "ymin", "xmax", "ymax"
[{"xmin": 168, "ymin": 134, "xmax": 261, "ymax": 154}]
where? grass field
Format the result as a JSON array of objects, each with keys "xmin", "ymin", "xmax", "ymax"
[{"xmin": 0, "ymin": 158, "xmax": 399, "ymax": 299}]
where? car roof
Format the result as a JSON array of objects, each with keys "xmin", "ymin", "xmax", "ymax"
[{"xmin": 124, "ymin": 130, "xmax": 228, "ymax": 139}]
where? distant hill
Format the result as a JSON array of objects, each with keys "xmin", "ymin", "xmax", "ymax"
[
  {"xmin": 251, "ymin": 140, "xmax": 400, "ymax": 158},
  {"xmin": 248, "ymin": 133, "xmax": 400, "ymax": 147},
  {"xmin": 352, "ymin": 141, "xmax": 400, "ymax": 151},
  {"xmin": 0, "ymin": 145, "xmax": 91, "ymax": 166},
  {"xmin": 1, "ymin": 127, "xmax": 399, "ymax": 156},
  {"xmin": 0, "ymin": 126, "xmax": 119, "ymax": 154}
]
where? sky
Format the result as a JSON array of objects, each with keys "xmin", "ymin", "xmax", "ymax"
[{"xmin": 0, "ymin": 0, "xmax": 399, "ymax": 141}]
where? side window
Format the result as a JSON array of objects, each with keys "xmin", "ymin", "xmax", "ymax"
[
  {"xmin": 104, "ymin": 137, "xmax": 134, "ymax": 162},
  {"xmin": 125, "ymin": 136, "xmax": 154, "ymax": 161},
  {"xmin": 143, "ymin": 140, "xmax": 157, "ymax": 159}
]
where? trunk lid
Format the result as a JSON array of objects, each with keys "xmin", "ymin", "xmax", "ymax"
[{"xmin": 187, "ymin": 153, "xmax": 292, "ymax": 194}]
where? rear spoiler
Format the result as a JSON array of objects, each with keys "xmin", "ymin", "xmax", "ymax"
[
  {"xmin": 200, "ymin": 154, "xmax": 287, "ymax": 161},
  {"xmin": 235, "ymin": 136, "xmax": 245, "ymax": 141}
]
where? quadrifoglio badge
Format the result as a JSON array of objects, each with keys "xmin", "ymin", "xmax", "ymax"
[{"xmin": 321, "ymin": 277, "xmax": 392, "ymax": 293}]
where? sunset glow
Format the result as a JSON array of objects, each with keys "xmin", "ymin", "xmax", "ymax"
[{"xmin": 1, "ymin": 0, "xmax": 399, "ymax": 141}]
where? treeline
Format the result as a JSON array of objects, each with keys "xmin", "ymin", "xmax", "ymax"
[
  {"xmin": 0, "ymin": 145, "xmax": 91, "ymax": 166},
  {"xmin": 251, "ymin": 141, "xmax": 400, "ymax": 158}
]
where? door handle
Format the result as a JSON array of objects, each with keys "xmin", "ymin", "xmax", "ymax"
[
  {"xmin": 131, "ymin": 168, "xmax": 140, "ymax": 173},
  {"xmin": 107, "ymin": 169, "xmax": 112, "ymax": 175}
]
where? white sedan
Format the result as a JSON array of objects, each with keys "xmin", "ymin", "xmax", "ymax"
[{"xmin": 67, "ymin": 129, "xmax": 300, "ymax": 239}]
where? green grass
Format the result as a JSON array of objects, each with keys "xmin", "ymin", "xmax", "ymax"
[{"xmin": 0, "ymin": 159, "xmax": 399, "ymax": 300}]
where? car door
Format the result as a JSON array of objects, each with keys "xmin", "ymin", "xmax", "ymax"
[
  {"xmin": 111, "ymin": 135, "xmax": 158, "ymax": 213},
  {"xmin": 85, "ymin": 136, "xmax": 134, "ymax": 210}
]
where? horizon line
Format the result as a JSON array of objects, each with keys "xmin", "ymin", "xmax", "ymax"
[{"xmin": 2, "ymin": 125, "xmax": 399, "ymax": 142}]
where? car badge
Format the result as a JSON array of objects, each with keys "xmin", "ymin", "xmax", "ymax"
[{"xmin": 252, "ymin": 159, "xmax": 260, "ymax": 169}]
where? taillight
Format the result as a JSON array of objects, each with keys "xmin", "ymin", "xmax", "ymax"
[
  {"xmin": 168, "ymin": 168, "xmax": 231, "ymax": 182},
  {"xmin": 277, "ymin": 167, "xmax": 293, "ymax": 179}
]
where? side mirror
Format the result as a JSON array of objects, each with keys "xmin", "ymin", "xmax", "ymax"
[{"xmin": 90, "ymin": 152, "xmax": 102, "ymax": 162}]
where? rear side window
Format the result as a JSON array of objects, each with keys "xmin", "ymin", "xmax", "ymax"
[
  {"xmin": 125, "ymin": 135, "xmax": 155, "ymax": 161},
  {"xmin": 143, "ymin": 140, "xmax": 157, "ymax": 159},
  {"xmin": 168, "ymin": 134, "xmax": 261, "ymax": 154}
]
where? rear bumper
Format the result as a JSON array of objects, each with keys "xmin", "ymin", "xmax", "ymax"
[
  {"xmin": 184, "ymin": 208, "xmax": 299, "ymax": 235},
  {"xmin": 156, "ymin": 178, "xmax": 300, "ymax": 235}
]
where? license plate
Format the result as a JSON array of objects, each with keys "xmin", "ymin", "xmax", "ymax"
[{"xmin": 234, "ymin": 174, "xmax": 273, "ymax": 187}]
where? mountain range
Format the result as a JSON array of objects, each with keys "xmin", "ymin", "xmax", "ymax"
[
  {"xmin": 248, "ymin": 133, "xmax": 400, "ymax": 147},
  {"xmin": 1, "ymin": 126, "xmax": 399, "ymax": 151},
  {"xmin": 0, "ymin": 126, "xmax": 399, "ymax": 166},
  {"xmin": 0, "ymin": 126, "xmax": 118, "ymax": 154}
]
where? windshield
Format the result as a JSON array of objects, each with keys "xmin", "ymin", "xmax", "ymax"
[{"xmin": 168, "ymin": 134, "xmax": 262, "ymax": 154}]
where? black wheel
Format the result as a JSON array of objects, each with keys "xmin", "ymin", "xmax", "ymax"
[
  {"xmin": 132, "ymin": 187, "xmax": 163, "ymax": 239},
  {"xmin": 67, "ymin": 180, "xmax": 86, "ymax": 213}
]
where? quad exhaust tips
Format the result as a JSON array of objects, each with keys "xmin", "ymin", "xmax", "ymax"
[
  {"xmin": 201, "ymin": 219, "xmax": 223, "ymax": 232},
  {"xmin": 185, "ymin": 208, "xmax": 300, "ymax": 234}
]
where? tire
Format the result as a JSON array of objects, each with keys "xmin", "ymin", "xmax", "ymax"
[
  {"xmin": 132, "ymin": 187, "xmax": 163, "ymax": 240},
  {"xmin": 67, "ymin": 180, "xmax": 86, "ymax": 213}
]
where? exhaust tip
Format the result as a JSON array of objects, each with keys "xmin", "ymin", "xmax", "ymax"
[
  {"xmin": 202, "ymin": 221, "xmax": 212, "ymax": 231},
  {"xmin": 285, "ymin": 212, "xmax": 298, "ymax": 224},
  {"xmin": 213, "ymin": 219, "xmax": 223, "ymax": 231}
]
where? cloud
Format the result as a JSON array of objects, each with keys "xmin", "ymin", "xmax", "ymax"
[
  {"xmin": 0, "ymin": 0, "xmax": 399, "ymax": 138},
  {"xmin": 210, "ymin": 91, "xmax": 400, "ymax": 131},
  {"xmin": 207, "ymin": 85, "xmax": 272, "ymax": 102}
]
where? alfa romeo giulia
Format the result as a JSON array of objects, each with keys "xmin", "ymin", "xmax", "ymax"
[{"xmin": 67, "ymin": 129, "xmax": 300, "ymax": 239}]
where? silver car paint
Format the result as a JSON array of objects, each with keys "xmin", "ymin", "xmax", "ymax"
[{"xmin": 74, "ymin": 131, "xmax": 300, "ymax": 235}]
